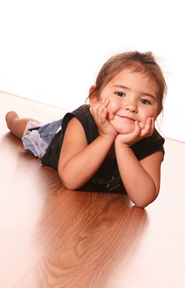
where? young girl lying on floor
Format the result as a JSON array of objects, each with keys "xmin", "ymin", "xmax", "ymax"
[{"xmin": 6, "ymin": 51, "xmax": 167, "ymax": 208}]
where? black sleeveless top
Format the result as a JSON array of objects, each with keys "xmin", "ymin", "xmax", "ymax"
[{"xmin": 41, "ymin": 105, "xmax": 165, "ymax": 193}]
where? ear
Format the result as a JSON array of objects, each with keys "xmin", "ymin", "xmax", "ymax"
[
  {"xmin": 89, "ymin": 85, "xmax": 99, "ymax": 105},
  {"xmin": 157, "ymin": 105, "xmax": 163, "ymax": 117}
]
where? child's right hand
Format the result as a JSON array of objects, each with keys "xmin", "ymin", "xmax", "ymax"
[{"xmin": 90, "ymin": 99, "xmax": 117, "ymax": 138}]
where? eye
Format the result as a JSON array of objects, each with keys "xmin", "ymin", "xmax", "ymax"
[
  {"xmin": 140, "ymin": 99, "xmax": 151, "ymax": 105},
  {"xmin": 115, "ymin": 92, "xmax": 126, "ymax": 97}
]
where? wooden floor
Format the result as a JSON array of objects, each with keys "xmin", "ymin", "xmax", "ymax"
[{"xmin": 1, "ymin": 91, "xmax": 185, "ymax": 288}]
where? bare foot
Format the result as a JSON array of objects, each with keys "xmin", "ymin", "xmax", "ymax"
[{"xmin": 5, "ymin": 111, "xmax": 19, "ymax": 130}]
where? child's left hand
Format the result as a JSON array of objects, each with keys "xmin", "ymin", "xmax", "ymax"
[{"xmin": 115, "ymin": 117, "xmax": 155, "ymax": 147}]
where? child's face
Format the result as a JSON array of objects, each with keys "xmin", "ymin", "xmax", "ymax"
[{"xmin": 91, "ymin": 68, "xmax": 161, "ymax": 134}]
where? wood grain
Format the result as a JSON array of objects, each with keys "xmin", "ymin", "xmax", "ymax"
[{"xmin": 1, "ymin": 91, "xmax": 185, "ymax": 288}]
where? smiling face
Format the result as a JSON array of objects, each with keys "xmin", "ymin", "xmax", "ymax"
[{"xmin": 90, "ymin": 68, "xmax": 161, "ymax": 134}]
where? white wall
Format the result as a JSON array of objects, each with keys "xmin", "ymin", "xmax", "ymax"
[{"xmin": 0, "ymin": 0, "xmax": 185, "ymax": 142}]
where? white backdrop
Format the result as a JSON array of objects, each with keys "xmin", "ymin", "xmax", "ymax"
[{"xmin": 0, "ymin": 0, "xmax": 185, "ymax": 142}]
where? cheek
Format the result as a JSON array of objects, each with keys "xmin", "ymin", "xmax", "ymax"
[
  {"xmin": 106, "ymin": 102, "xmax": 119, "ymax": 121},
  {"xmin": 107, "ymin": 99, "xmax": 119, "ymax": 113},
  {"xmin": 139, "ymin": 109, "xmax": 158, "ymax": 128}
]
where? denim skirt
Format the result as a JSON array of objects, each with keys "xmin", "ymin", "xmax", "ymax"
[{"xmin": 22, "ymin": 119, "xmax": 62, "ymax": 158}]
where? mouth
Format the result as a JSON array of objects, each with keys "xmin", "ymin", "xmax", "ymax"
[{"xmin": 117, "ymin": 115, "xmax": 135, "ymax": 122}]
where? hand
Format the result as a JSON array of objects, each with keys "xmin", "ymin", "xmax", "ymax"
[
  {"xmin": 115, "ymin": 117, "xmax": 155, "ymax": 147},
  {"xmin": 90, "ymin": 99, "xmax": 117, "ymax": 138}
]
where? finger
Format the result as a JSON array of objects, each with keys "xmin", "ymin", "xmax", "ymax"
[
  {"xmin": 108, "ymin": 110, "xmax": 115, "ymax": 121},
  {"xmin": 100, "ymin": 100, "xmax": 115, "ymax": 122},
  {"xmin": 100, "ymin": 107, "xmax": 109, "ymax": 123},
  {"xmin": 140, "ymin": 117, "xmax": 153, "ymax": 138},
  {"xmin": 100, "ymin": 99, "xmax": 110, "ymax": 110},
  {"xmin": 90, "ymin": 101, "xmax": 102, "ymax": 118},
  {"xmin": 90, "ymin": 100, "xmax": 101, "ymax": 113},
  {"xmin": 90, "ymin": 101, "xmax": 109, "ymax": 127},
  {"xmin": 134, "ymin": 120, "xmax": 142, "ymax": 135},
  {"xmin": 91, "ymin": 100, "xmax": 109, "ymax": 118},
  {"xmin": 151, "ymin": 117, "xmax": 155, "ymax": 134},
  {"xmin": 91, "ymin": 99, "xmax": 109, "ymax": 112},
  {"xmin": 147, "ymin": 117, "xmax": 155, "ymax": 135}
]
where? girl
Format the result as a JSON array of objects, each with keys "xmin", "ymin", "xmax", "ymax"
[{"xmin": 6, "ymin": 51, "xmax": 167, "ymax": 208}]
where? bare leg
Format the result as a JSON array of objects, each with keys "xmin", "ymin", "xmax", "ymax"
[{"xmin": 5, "ymin": 111, "xmax": 41, "ymax": 139}]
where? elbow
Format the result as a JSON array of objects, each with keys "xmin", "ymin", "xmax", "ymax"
[
  {"xmin": 60, "ymin": 178, "xmax": 79, "ymax": 190},
  {"xmin": 58, "ymin": 170, "xmax": 81, "ymax": 191},
  {"xmin": 61, "ymin": 178, "xmax": 75, "ymax": 190},
  {"xmin": 58, "ymin": 161, "xmax": 81, "ymax": 190},
  {"xmin": 133, "ymin": 199, "xmax": 152, "ymax": 209},
  {"xmin": 64, "ymin": 182, "xmax": 81, "ymax": 191},
  {"xmin": 134, "ymin": 201, "xmax": 148, "ymax": 209},
  {"xmin": 133, "ymin": 193, "xmax": 158, "ymax": 209},
  {"xmin": 132, "ymin": 198, "xmax": 147, "ymax": 209},
  {"xmin": 131, "ymin": 187, "xmax": 159, "ymax": 209}
]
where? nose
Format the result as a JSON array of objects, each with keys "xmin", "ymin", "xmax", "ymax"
[{"xmin": 125, "ymin": 99, "xmax": 138, "ymax": 113}]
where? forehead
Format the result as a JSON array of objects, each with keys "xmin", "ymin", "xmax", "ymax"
[
  {"xmin": 107, "ymin": 68, "xmax": 159, "ymax": 98},
  {"xmin": 113, "ymin": 68, "xmax": 156, "ymax": 84}
]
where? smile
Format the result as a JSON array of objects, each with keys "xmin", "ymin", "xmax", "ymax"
[{"xmin": 117, "ymin": 115, "xmax": 135, "ymax": 122}]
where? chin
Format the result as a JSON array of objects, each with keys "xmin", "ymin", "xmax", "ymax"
[
  {"xmin": 118, "ymin": 129, "xmax": 134, "ymax": 134},
  {"xmin": 115, "ymin": 126, "xmax": 135, "ymax": 134},
  {"xmin": 110, "ymin": 119, "xmax": 135, "ymax": 135}
]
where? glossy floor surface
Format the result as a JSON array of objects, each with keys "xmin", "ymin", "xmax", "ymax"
[{"xmin": 1, "ymin": 91, "xmax": 185, "ymax": 288}]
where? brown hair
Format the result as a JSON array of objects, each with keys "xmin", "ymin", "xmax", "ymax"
[{"xmin": 89, "ymin": 51, "xmax": 167, "ymax": 111}]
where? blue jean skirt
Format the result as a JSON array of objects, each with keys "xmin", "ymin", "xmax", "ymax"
[{"xmin": 22, "ymin": 119, "xmax": 62, "ymax": 158}]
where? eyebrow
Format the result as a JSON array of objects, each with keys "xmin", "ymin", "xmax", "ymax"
[{"xmin": 113, "ymin": 85, "xmax": 156, "ymax": 99}]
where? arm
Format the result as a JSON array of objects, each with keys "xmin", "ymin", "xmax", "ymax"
[
  {"xmin": 58, "ymin": 102, "xmax": 116, "ymax": 190},
  {"xmin": 115, "ymin": 119, "xmax": 163, "ymax": 208},
  {"xmin": 115, "ymin": 143, "xmax": 163, "ymax": 208}
]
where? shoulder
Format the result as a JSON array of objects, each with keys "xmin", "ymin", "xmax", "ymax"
[
  {"xmin": 62, "ymin": 117, "xmax": 88, "ymax": 146},
  {"xmin": 62, "ymin": 105, "xmax": 99, "ymax": 144},
  {"xmin": 62, "ymin": 105, "xmax": 90, "ymax": 132}
]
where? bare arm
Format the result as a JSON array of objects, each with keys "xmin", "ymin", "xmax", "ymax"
[
  {"xmin": 115, "ymin": 119, "xmax": 163, "ymax": 208},
  {"xmin": 115, "ymin": 142, "xmax": 163, "ymax": 208},
  {"xmin": 58, "ymin": 117, "xmax": 115, "ymax": 190}
]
